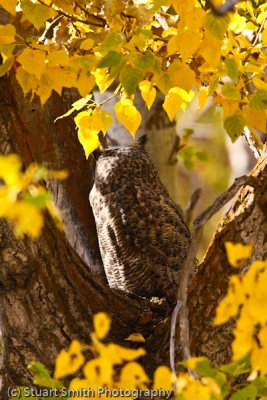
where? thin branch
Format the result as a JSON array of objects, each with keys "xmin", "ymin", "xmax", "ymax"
[
  {"xmin": 36, "ymin": 0, "xmax": 106, "ymax": 27},
  {"xmin": 206, "ymin": 0, "xmax": 241, "ymax": 16},
  {"xmin": 184, "ymin": 188, "xmax": 202, "ymax": 226},
  {"xmin": 252, "ymin": 15, "xmax": 267, "ymax": 46},
  {"xmin": 170, "ymin": 300, "xmax": 181, "ymax": 391},
  {"xmin": 171, "ymin": 175, "xmax": 259, "ymax": 378}
]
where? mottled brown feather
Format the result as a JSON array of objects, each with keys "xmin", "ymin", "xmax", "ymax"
[{"xmin": 89, "ymin": 141, "xmax": 190, "ymax": 304}]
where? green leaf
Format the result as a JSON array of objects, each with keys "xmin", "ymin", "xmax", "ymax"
[
  {"xmin": 98, "ymin": 51, "xmax": 122, "ymax": 68},
  {"xmin": 225, "ymin": 59, "xmax": 239, "ymax": 83},
  {"xmin": 249, "ymin": 89, "xmax": 267, "ymax": 110},
  {"xmin": 55, "ymin": 94, "xmax": 92, "ymax": 121},
  {"xmin": 224, "ymin": 113, "xmax": 245, "ymax": 142},
  {"xmin": 196, "ymin": 150, "xmax": 208, "ymax": 161},
  {"xmin": 72, "ymin": 55, "xmax": 97, "ymax": 74},
  {"xmin": 28, "ymin": 361, "xmax": 51, "ymax": 379},
  {"xmin": 0, "ymin": 56, "xmax": 14, "ymax": 77},
  {"xmin": 222, "ymin": 83, "xmax": 241, "ymax": 100},
  {"xmin": 179, "ymin": 146, "xmax": 195, "ymax": 170},
  {"xmin": 194, "ymin": 358, "xmax": 218, "ymax": 377},
  {"xmin": 23, "ymin": 192, "xmax": 51, "ymax": 208},
  {"xmin": 229, "ymin": 384, "xmax": 257, "ymax": 400},
  {"xmin": 205, "ymin": 12, "xmax": 230, "ymax": 39},
  {"xmin": 130, "ymin": 53, "xmax": 160, "ymax": 73},
  {"xmin": 99, "ymin": 32, "xmax": 123, "ymax": 53},
  {"xmin": 28, "ymin": 362, "xmax": 62, "ymax": 389},
  {"xmin": 119, "ymin": 66, "xmax": 143, "ymax": 96},
  {"xmin": 21, "ymin": 0, "xmax": 57, "ymax": 30},
  {"xmin": 251, "ymin": 377, "xmax": 267, "ymax": 396},
  {"xmin": 220, "ymin": 354, "xmax": 251, "ymax": 376}
]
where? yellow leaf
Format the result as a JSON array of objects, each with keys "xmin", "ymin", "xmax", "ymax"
[
  {"xmin": 69, "ymin": 378, "xmax": 94, "ymax": 396},
  {"xmin": 198, "ymin": 87, "xmax": 209, "ymax": 110},
  {"xmin": 11, "ymin": 202, "xmax": 44, "ymax": 238},
  {"xmin": 93, "ymin": 312, "xmax": 111, "ymax": 340},
  {"xmin": 262, "ymin": 28, "xmax": 267, "ymax": 45},
  {"xmin": 221, "ymin": 99, "xmax": 239, "ymax": 118},
  {"xmin": 80, "ymin": 38, "xmax": 94, "ymax": 50},
  {"xmin": 75, "ymin": 109, "xmax": 112, "ymax": 135},
  {"xmin": 78, "ymin": 130, "xmax": 100, "ymax": 159},
  {"xmin": 0, "ymin": 0, "xmax": 17, "ymax": 15},
  {"xmin": 244, "ymin": 106, "xmax": 267, "ymax": 133},
  {"xmin": 153, "ymin": 366, "xmax": 173, "ymax": 391},
  {"xmin": 17, "ymin": 48, "xmax": 46, "ymax": 79},
  {"xmin": 125, "ymin": 333, "xmax": 146, "ymax": 343},
  {"xmin": 16, "ymin": 67, "xmax": 38, "ymax": 96},
  {"xmin": 199, "ymin": 32, "xmax": 222, "ymax": 69},
  {"xmin": 76, "ymin": 73, "xmax": 96, "ymax": 98},
  {"xmin": 83, "ymin": 358, "xmax": 113, "ymax": 385},
  {"xmin": 46, "ymin": 67, "xmax": 76, "ymax": 94},
  {"xmin": 139, "ymin": 80, "xmax": 156, "ymax": 110},
  {"xmin": 225, "ymin": 242, "xmax": 253, "ymax": 268},
  {"xmin": 36, "ymin": 73, "xmax": 53, "ymax": 105},
  {"xmin": 93, "ymin": 109, "xmax": 113, "ymax": 134},
  {"xmin": 232, "ymin": 316, "xmax": 254, "ymax": 360},
  {"xmin": 54, "ymin": 340, "xmax": 85, "ymax": 379},
  {"xmin": 0, "ymin": 154, "xmax": 21, "ymax": 186},
  {"xmin": 114, "ymin": 98, "xmax": 141, "ymax": 137},
  {"xmin": 93, "ymin": 68, "xmax": 114, "ymax": 94},
  {"xmin": 21, "ymin": 0, "xmax": 57, "ymax": 30},
  {"xmin": 168, "ymin": 62, "xmax": 195, "ymax": 92},
  {"xmin": 167, "ymin": 32, "xmax": 201, "ymax": 61},
  {"xmin": 163, "ymin": 91, "xmax": 183, "ymax": 121},
  {"xmin": 214, "ymin": 275, "xmax": 241, "ymax": 325},
  {"xmin": 252, "ymin": 77, "xmax": 267, "ymax": 92},
  {"xmin": 251, "ymin": 325, "xmax": 267, "ymax": 375},
  {"xmin": 95, "ymin": 342, "xmax": 146, "ymax": 365},
  {"xmin": 118, "ymin": 362, "xmax": 149, "ymax": 390},
  {"xmin": 163, "ymin": 87, "xmax": 195, "ymax": 121},
  {"xmin": 0, "ymin": 24, "xmax": 16, "ymax": 45},
  {"xmin": 46, "ymin": 49, "xmax": 70, "ymax": 67},
  {"xmin": 53, "ymin": 0, "xmax": 74, "ymax": 14}
]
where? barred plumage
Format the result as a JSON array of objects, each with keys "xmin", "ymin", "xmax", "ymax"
[{"xmin": 89, "ymin": 139, "xmax": 191, "ymax": 304}]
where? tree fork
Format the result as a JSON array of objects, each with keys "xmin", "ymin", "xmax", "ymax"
[{"xmin": 1, "ymin": 73, "xmax": 267, "ymax": 396}]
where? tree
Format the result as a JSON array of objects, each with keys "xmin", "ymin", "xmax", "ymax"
[{"xmin": 0, "ymin": 0, "xmax": 267, "ymax": 398}]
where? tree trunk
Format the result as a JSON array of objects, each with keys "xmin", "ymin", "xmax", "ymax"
[{"xmin": 0, "ymin": 73, "xmax": 267, "ymax": 398}]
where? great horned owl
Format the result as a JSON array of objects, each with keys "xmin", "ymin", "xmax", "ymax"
[{"xmin": 89, "ymin": 138, "xmax": 191, "ymax": 304}]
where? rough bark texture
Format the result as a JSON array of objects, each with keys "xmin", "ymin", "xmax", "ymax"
[{"xmin": 0, "ymin": 73, "xmax": 267, "ymax": 398}]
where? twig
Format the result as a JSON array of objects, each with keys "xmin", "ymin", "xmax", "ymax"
[
  {"xmin": 170, "ymin": 300, "xmax": 181, "ymax": 392},
  {"xmin": 184, "ymin": 188, "xmax": 202, "ymax": 226},
  {"xmin": 171, "ymin": 175, "xmax": 259, "ymax": 379},
  {"xmin": 206, "ymin": 0, "xmax": 241, "ymax": 16},
  {"xmin": 252, "ymin": 15, "xmax": 267, "ymax": 46},
  {"xmin": 36, "ymin": 0, "xmax": 106, "ymax": 27}
]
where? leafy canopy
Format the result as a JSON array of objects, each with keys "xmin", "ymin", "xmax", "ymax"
[{"xmin": 0, "ymin": 0, "xmax": 266, "ymax": 157}]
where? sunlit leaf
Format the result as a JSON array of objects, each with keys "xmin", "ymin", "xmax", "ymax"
[
  {"xmin": 225, "ymin": 242, "xmax": 253, "ymax": 268},
  {"xmin": 139, "ymin": 80, "xmax": 156, "ymax": 110},
  {"xmin": 21, "ymin": 0, "xmax": 57, "ymax": 30},
  {"xmin": 94, "ymin": 313, "xmax": 111, "ymax": 340},
  {"xmin": 114, "ymin": 98, "xmax": 142, "ymax": 137}
]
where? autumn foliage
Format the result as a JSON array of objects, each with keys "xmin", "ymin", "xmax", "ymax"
[{"xmin": 1, "ymin": 0, "xmax": 267, "ymax": 399}]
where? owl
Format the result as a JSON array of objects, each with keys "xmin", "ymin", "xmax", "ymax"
[{"xmin": 89, "ymin": 138, "xmax": 191, "ymax": 304}]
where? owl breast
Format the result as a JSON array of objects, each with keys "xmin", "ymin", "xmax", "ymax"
[{"xmin": 89, "ymin": 143, "xmax": 190, "ymax": 304}]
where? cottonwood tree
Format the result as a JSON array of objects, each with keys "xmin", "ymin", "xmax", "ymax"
[{"xmin": 0, "ymin": 0, "xmax": 267, "ymax": 397}]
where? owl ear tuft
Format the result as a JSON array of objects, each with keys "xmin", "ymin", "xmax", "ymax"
[{"xmin": 133, "ymin": 135, "xmax": 147, "ymax": 148}]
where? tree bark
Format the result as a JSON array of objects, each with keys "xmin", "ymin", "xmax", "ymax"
[{"xmin": 0, "ymin": 73, "xmax": 267, "ymax": 398}]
